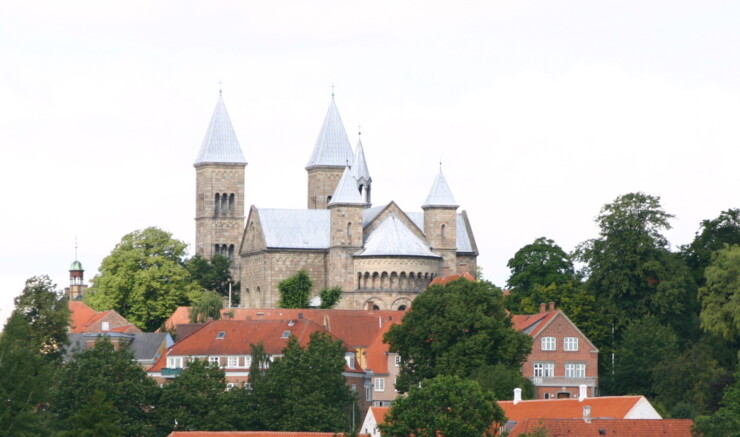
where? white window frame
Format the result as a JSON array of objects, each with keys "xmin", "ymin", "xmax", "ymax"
[
  {"xmin": 534, "ymin": 362, "xmax": 555, "ymax": 377},
  {"xmin": 374, "ymin": 377, "xmax": 385, "ymax": 392},
  {"xmin": 245, "ymin": 355, "xmax": 252, "ymax": 368},
  {"xmin": 167, "ymin": 356, "xmax": 183, "ymax": 368},
  {"xmin": 227, "ymin": 356, "xmax": 239, "ymax": 368},
  {"xmin": 394, "ymin": 355, "xmax": 401, "ymax": 367},
  {"xmin": 208, "ymin": 356, "xmax": 220, "ymax": 366},
  {"xmin": 564, "ymin": 337, "xmax": 579, "ymax": 351},
  {"xmin": 541, "ymin": 337, "xmax": 556, "ymax": 351},
  {"xmin": 565, "ymin": 363, "xmax": 586, "ymax": 378},
  {"xmin": 365, "ymin": 386, "xmax": 372, "ymax": 401}
]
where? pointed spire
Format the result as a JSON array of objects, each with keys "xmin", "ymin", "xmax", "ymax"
[
  {"xmin": 194, "ymin": 95, "xmax": 247, "ymax": 166},
  {"xmin": 305, "ymin": 99, "xmax": 354, "ymax": 169},
  {"xmin": 351, "ymin": 138, "xmax": 371, "ymax": 187},
  {"xmin": 329, "ymin": 166, "xmax": 365, "ymax": 206},
  {"xmin": 422, "ymin": 168, "xmax": 459, "ymax": 208}
]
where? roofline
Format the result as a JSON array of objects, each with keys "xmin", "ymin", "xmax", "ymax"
[
  {"xmin": 194, "ymin": 162, "xmax": 247, "ymax": 168},
  {"xmin": 532, "ymin": 310, "xmax": 600, "ymax": 353},
  {"xmin": 460, "ymin": 210, "xmax": 479, "ymax": 255},
  {"xmin": 353, "ymin": 253, "xmax": 442, "ymax": 260}
]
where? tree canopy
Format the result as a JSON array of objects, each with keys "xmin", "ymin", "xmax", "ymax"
[
  {"xmin": 506, "ymin": 237, "xmax": 574, "ymax": 311},
  {"xmin": 85, "ymin": 227, "xmax": 201, "ymax": 331},
  {"xmin": 698, "ymin": 244, "xmax": 740, "ymax": 342},
  {"xmin": 379, "ymin": 375, "xmax": 503, "ymax": 437},
  {"xmin": 385, "ymin": 278, "xmax": 532, "ymax": 393},
  {"xmin": 278, "ymin": 270, "xmax": 312, "ymax": 309},
  {"xmin": 13, "ymin": 275, "xmax": 70, "ymax": 361},
  {"xmin": 185, "ymin": 253, "xmax": 237, "ymax": 303}
]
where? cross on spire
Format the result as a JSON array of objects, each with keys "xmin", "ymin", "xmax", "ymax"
[
  {"xmin": 358, "ymin": 124, "xmax": 362, "ymax": 136},
  {"xmin": 218, "ymin": 80, "xmax": 223, "ymax": 96},
  {"xmin": 330, "ymin": 82, "xmax": 335, "ymax": 99}
]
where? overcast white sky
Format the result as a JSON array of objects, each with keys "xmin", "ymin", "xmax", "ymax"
[{"xmin": 1, "ymin": 1, "xmax": 738, "ymax": 325}]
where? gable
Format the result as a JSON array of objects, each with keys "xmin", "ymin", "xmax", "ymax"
[
  {"xmin": 240, "ymin": 205, "xmax": 268, "ymax": 254},
  {"xmin": 363, "ymin": 201, "xmax": 426, "ymax": 242}
]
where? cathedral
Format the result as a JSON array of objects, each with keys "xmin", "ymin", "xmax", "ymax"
[{"xmin": 194, "ymin": 93, "xmax": 478, "ymax": 310}]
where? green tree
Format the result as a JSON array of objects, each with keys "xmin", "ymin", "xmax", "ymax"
[
  {"xmin": 0, "ymin": 312, "xmax": 55, "ymax": 436},
  {"xmin": 378, "ymin": 375, "xmax": 504, "ymax": 437},
  {"xmin": 189, "ymin": 291, "xmax": 224, "ymax": 323},
  {"xmin": 385, "ymin": 278, "xmax": 532, "ymax": 393},
  {"xmin": 681, "ymin": 209, "xmax": 740, "ymax": 287},
  {"xmin": 698, "ymin": 245, "xmax": 740, "ymax": 343},
  {"xmin": 85, "ymin": 227, "xmax": 201, "ymax": 331},
  {"xmin": 13, "ymin": 275, "xmax": 70, "ymax": 360},
  {"xmin": 471, "ymin": 363, "xmax": 535, "ymax": 400},
  {"xmin": 613, "ymin": 316, "xmax": 679, "ymax": 397},
  {"xmin": 61, "ymin": 389, "xmax": 124, "ymax": 437},
  {"xmin": 319, "ymin": 286, "xmax": 343, "ymax": 309},
  {"xmin": 157, "ymin": 359, "xmax": 231, "ymax": 434},
  {"xmin": 506, "ymin": 237, "xmax": 574, "ymax": 312},
  {"xmin": 255, "ymin": 332, "xmax": 356, "ymax": 432},
  {"xmin": 51, "ymin": 339, "xmax": 158, "ymax": 437},
  {"xmin": 278, "ymin": 270, "xmax": 312, "ymax": 309},
  {"xmin": 186, "ymin": 254, "xmax": 238, "ymax": 304},
  {"xmin": 693, "ymin": 368, "xmax": 740, "ymax": 437}
]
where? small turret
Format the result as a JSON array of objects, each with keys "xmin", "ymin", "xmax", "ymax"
[
  {"xmin": 422, "ymin": 168, "xmax": 459, "ymax": 275},
  {"xmin": 352, "ymin": 137, "xmax": 372, "ymax": 207}
]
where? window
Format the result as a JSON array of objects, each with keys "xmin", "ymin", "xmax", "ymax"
[
  {"xmin": 245, "ymin": 355, "xmax": 252, "ymax": 368},
  {"xmin": 564, "ymin": 337, "xmax": 579, "ymax": 351},
  {"xmin": 565, "ymin": 363, "xmax": 586, "ymax": 378},
  {"xmin": 374, "ymin": 378, "xmax": 385, "ymax": 392},
  {"xmin": 167, "ymin": 357, "xmax": 183, "ymax": 368},
  {"xmin": 365, "ymin": 386, "xmax": 372, "ymax": 401},
  {"xmin": 541, "ymin": 337, "xmax": 556, "ymax": 351},
  {"xmin": 394, "ymin": 355, "xmax": 402, "ymax": 367},
  {"xmin": 281, "ymin": 330, "xmax": 291, "ymax": 338},
  {"xmin": 534, "ymin": 362, "xmax": 555, "ymax": 377},
  {"xmin": 345, "ymin": 353, "xmax": 355, "ymax": 369},
  {"xmin": 209, "ymin": 356, "xmax": 220, "ymax": 366},
  {"xmin": 227, "ymin": 356, "xmax": 239, "ymax": 368},
  {"xmin": 351, "ymin": 384, "xmax": 357, "ymax": 392},
  {"xmin": 216, "ymin": 331, "xmax": 226, "ymax": 340},
  {"xmin": 226, "ymin": 383, "xmax": 237, "ymax": 391}
]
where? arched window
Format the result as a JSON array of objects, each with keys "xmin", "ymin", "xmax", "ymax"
[
  {"xmin": 221, "ymin": 193, "xmax": 228, "ymax": 215},
  {"xmin": 398, "ymin": 305, "xmax": 407, "ymax": 311},
  {"xmin": 214, "ymin": 244, "xmax": 220, "ymax": 255},
  {"xmin": 229, "ymin": 194, "xmax": 235, "ymax": 213},
  {"xmin": 441, "ymin": 224, "xmax": 446, "ymax": 241},
  {"xmin": 228, "ymin": 244, "xmax": 234, "ymax": 261},
  {"xmin": 347, "ymin": 222, "xmax": 352, "ymax": 241},
  {"xmin": 214, "ymin": 194, "xmax": 220, "ymax": 216}
]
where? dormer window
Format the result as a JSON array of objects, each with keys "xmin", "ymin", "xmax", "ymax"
[
  {"xmin": 281, "ymin": 330, "xmax": 291, "ymax": 338},
  {"xmin": 288, "ymin": 320, "xmax": 295, "ymax": 327},
  {"xmin": 345, "ymin": 352, "xmax": 355, "ymax": 369},
  {"xmin": 216, "ymin": 331, "xmax": 226, "ymax": 340}
]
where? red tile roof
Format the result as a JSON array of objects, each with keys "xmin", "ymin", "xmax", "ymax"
[
  {"xmin": 364, "ymin": 322, "xmax": 397, "ymax": 374},
  {"xmin": 149, "ymin": 319, "xmax": 345, "ymax": 373},
  {"xmin": 499, "ymin": 396, "xmax": 649, "ymax": 423},
  {"xmin": 509, "ymin": 418, "xmax": 693, "ymax": 437},
  {"xmin": 428, "ymin": 272, "xmax": 475, "ymax": 286},
  {"xmin": 164, "ymin": 307, "xmax": 402, "ymax": 348},
  {"xmin": 167, "ymin": 433, "xmax": 368, "ymax": 437},
  {"xmin": 68, "ymin": 301, "xmax": 97, "ymax": 331},
  {"xmin": 371, "ymin": 406, "xmax": 390, "ymax": 424}
]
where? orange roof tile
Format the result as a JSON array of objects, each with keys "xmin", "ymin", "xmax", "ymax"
[
  {"xmin": 428, "ymin": 272, "xmax": 475, "ymax": 286},
  {"xmin": 68, "ymin": 301, "xmax": 97, "ymax": 331},
  {"xmin": 164, "ymin": 307, "xmax": 403, "ymax": 348},
  {"xmin": 364, "ymin": 322, "xmax": 398, "ymax": 374},
  {"xmin": 167, "ymin": 432, "xmax": 368, "ymax": 437},
  {"xmin": 510, "ymin": 419, "xmax": 693, "ymax": 437},
  {"xmin": 499, "ymin": 396, "xmax": 648, "ymax": 423},
  {"xmin": 370, "ymin": 406, "xmax": 390, "ymax": 424}
]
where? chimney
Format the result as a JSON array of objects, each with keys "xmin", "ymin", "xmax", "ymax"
[
  {"xmin": 513, "ymin": 388, "xmax": 522, "ymax": 405},
  {"xmin": 583, "ymin": 405, "xmax": 591, "ymax": 423},
  {"xmin": 579, "ymin": 384, "xmax": 588, "ymax": 401},
  {"xmin": 548, "ymin": 301, "xmax": 555, "ymax": 311},
  {"xmin": 539, "ymin": 303, "xmax": 546, "ymax": 314}
]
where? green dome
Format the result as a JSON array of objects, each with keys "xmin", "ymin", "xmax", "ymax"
[{"xmin": 70, "ymin": 260, "xmax": 83, "ymax": 271}]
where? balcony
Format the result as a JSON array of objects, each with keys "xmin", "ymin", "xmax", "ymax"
[
  {"xmin": 161, "ymin": 367, "xmax": 183, "ymax": 377},
  {"xmin": 529, "ymin": 376, "xmax": 598, "ymax": 387}
]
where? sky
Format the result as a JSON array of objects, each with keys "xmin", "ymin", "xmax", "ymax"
[{"xmin": 1, "ymin": 1, "xmax": 738, "ymax": 325}]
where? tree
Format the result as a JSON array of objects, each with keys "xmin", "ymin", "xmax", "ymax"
[
  {"xmin": 613, "ymin": 316, "xmax": 679, "ymax": 397},
  {"xmin": 13, "ymin": 275, "xmax": 70, "ymax": 361},
  {"xmin": 186, "ymin": 254, "xmax": 238, "ymax": 304},
  {"xmin": 85, "ymin": 227, "xmax": 201, "ymax": 331},
  {"xmin": 51, "ymin": 339, "xmax": 159, "ymax": 437},
  {"xmin": 385, "ymin": 278, "xmax": 532, "ymax": 393},
  {"xmin": 189, "ymin": 291, "xmax": 224, "ymax": 323},
  {"xmin": 61, "ymin": 389, "xmax": 124, "ymax": 437},
  {"xmin": 681, "ymin": 209, "xmax": 740, "ymax": 287},
  {"xmin": 471, "ymin": 363, "xmax": 535, "ymax": 401},
  {"xmin": 378, "ymin": 375, "xmax": 504, "ymax": 437},
  {"xmin": 698, "ymin": 245, "xmax": 740, "ymax": 343},
  {"xmin": 278, "ymin": 270, "xmax": 312, "ymax": 309},
  {"xmin": 319, "ymin": 286, "xmax": 343, "ymax": 309},
  {"xmin": 156, "ymin": 359, "xmax": 232, "ymax": 434},
  {"xmin": 693, "ymin": 368, "xmax": 740, "ymax": 437},
  {"xmin": 254, "ymin": 332, "xmax": 356, "ymax": 432},
  {"xmin": 0, "ymin": 312, "xmax": 55, "ymax": 436},
  {"xmin": 506, "ymin": 237, "xmax": 574, "ymax": 312}
]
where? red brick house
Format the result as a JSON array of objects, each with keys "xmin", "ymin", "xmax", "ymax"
[
  {"xmin": 512, "ymin": 303, "xmax": 599, "ymax": 399},
  {"xmin": 509, "ymin": 418, "xmax": 693, "ymax": 437}
]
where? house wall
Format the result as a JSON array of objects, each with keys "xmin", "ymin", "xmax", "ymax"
[{"xmin": 522, "ymin": 312, "xmax": 599, "ymax": 399}]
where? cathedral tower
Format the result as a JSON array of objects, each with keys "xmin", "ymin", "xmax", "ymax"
[
  {"xmin": 422, "ymin": 168, "xmax": 459, "ymax": 275},
  {"xmin": 327, "ymin": 166, "xmax": 365, "ymax": 292},
  {"xmin": 305, "ymin": 97, "xmax": 354, "ymax": 209},
  {"xmin": 194, "ymin": 94, "xmax": 247, "ymax": 268}
]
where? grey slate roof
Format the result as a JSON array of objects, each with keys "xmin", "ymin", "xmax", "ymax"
[
  {"xmin": 258, "ymin": 208, "xmax": 330, "ymax": 249},
  {"xmin": 405, "ymin": 212, "xmax": 475, "ymax": 254},
  {"xmin": 422, "ymin": 168, "xmax": 458, "ymax": 208},
  {"xmin": 328, "ymin": 166, "xmax": 365, "ymax": 206},
  {"xmin": 351, "ymin": 139, "xmax": 371, "ymax": 186},
  {"xmin": 358, "ymin": 214, "xmax": 440, "ymax": 258},
  {"xmin": 305, "ymin": 99, "xmax": 354, "ymax": 169},
  {"xmin": 194, "ymin": 95, "xmax": 247, "ymax": 166}
]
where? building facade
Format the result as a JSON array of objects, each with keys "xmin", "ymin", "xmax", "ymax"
[{"xmin": 194, "ymin": 94, "xmax": 478, "ymax": 310}]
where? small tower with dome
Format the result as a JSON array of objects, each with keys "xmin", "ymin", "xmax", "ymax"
[{"xmin": 65, "ymin": 259, "xmax": 88, "ymax": 300}]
